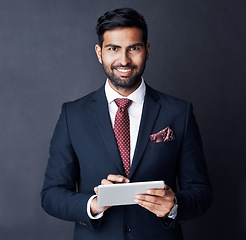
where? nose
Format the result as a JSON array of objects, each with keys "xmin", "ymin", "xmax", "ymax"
[{"xmin": 119, "ymin": 50, "xmax": 131, "ymax": 66}]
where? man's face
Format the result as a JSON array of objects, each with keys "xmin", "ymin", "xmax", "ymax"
[{"xmin": 95, "ymin": 27, "xmax": 150, "ymax": 93}]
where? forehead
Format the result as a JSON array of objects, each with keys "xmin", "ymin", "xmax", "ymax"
[{"xmin": 102, "ymin": 27, "xmax": 144, "ymax": 47}]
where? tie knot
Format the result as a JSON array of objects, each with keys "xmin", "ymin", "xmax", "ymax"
[{"xmin": 114, "ymin": 98, "xmax": 132, "ymax": 110}]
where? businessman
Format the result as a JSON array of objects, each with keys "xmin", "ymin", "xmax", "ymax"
[{"xmin": 41, "ymin": 8, "xmax": 212, "ymax": 240}]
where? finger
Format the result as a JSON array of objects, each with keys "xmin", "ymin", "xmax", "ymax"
[
  {"xmin": 155, "ymin": 210, "xmax": 166, "ymax": 217},
  {"xmin": 147, "ymin": 185, "xmax": 175, "ymax": 199},
  {"xmin": 94, "ymin": 186, "xmax": 98, "ymax": 194},
  {"xmin": 135, "ymin": 198, "xmax": 170, "ymax": 217},
  {"xmin": 135, "ymin": 194, "xmax": 163, "ymax": 205},
  {"xmin": 154, "ymin": 209, "xmax": 167, "ymax": 218},
  {"xmin": 135, "ymin": 198, "xmax": 161, "ymax": 216},
  {"xmin": 146, "ymin": 189, "xmax": 165, "ymax": 197},
  {"xmin": 107, "ymin": 174, "xmax": 130, "ymax": 183},
  {"xmin": 164, "ymin": 184, "xmax": 170, "ymax": 190},
  {"xmin": 101, "ymin": 179, "xmax": 114, "ymax": 185}
]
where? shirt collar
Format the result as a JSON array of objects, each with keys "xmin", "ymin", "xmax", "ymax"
[{"xmin": 105, "ymin": 78, "xmax": 146, "ymax": 105}]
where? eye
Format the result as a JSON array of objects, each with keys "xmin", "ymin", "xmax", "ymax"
[
  {"xmin": 130, "ymin": 46, "xmax": 140, "ymax": 51},
  {"xmin": 109, "ymin": 47, "xmax": 118, "ymax": 51}
]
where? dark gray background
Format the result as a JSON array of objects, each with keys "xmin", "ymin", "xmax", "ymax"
[{"xmin": 1, "ymin": 0, "xmax": 245, "ymax": 239}]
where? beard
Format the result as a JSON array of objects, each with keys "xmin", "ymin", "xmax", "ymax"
[{"xmin": 102, "ymin": 61, "xmax": 146, "ymax": 90}]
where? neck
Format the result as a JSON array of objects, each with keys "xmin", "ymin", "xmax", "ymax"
[{"xmin": 108, "ymin": 79, "xmax": 142, "ymax": 97}]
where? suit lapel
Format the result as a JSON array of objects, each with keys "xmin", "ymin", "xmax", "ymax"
[
  {"xmin": 129, "ymin": 85, "xmax": 160, "ymax": 179},
  {"xmin": 90, "ymin": 86, "xmax": 125, "ymax": 175}
]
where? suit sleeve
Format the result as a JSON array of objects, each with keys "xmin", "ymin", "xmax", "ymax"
[
  {"xmin": 175, "ymin": 103, "xmax": 213, "ymax": 223},
  {"xmin": 40, "ymin": 103, "xmax": 100, "ymax": 229}
]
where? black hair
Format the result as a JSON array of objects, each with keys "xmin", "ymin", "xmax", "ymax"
[{"xmin": 96, "ymin": 8, "xmax": 148, "ymax": 47}]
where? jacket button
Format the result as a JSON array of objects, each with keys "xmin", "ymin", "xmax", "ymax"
[
  {"xmin": 79, "ymin": 222, "xmax": 88, "ymax": 227},
  {"xmin": 124, "ymin": 226, "xmax": 132, "ymax": 232}
]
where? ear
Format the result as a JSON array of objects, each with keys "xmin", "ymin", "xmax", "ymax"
[
  {"xmin": 145, "ymin": 42, "xmax": 150, "ymax": 60},
  {"xmin": 95, "ymin": 44, "xmax": 102, "ymax": 64}
]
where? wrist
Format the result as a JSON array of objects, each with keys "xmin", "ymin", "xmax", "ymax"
[
  {"xmin": 90, "ymin": 197, "xmax": 100, "ymax": 216},
  {"xmin": 168, "ymin": 197, "xmax": 178, "ymax": 219},
  {"xmin": 87, "ymin": 195, "xmax": 104, "ymax": 219}
]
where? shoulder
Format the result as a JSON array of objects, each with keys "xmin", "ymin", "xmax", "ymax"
[
  {"xmin": 62, "ymin": 85, "xmax": 105, "ymax": 111},
  {"xmin": 146, "ymin": 84, "xmax": 192, "ymax": 112}
]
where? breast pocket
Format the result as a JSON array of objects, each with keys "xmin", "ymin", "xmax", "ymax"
[
  {"xmin": 151, "ymin": 139, "xmax": 177, "ymax": 151},
  {"xmin": 150, "ymin": 139, "xmax": 178, "ymax": 163}
]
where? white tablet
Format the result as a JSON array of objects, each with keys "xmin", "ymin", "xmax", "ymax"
[{"xmin": 97, "ymin": 180, "xmax": 165, "ymax": 207}]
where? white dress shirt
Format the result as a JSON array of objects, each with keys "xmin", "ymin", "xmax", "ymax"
[
  {"xmin": 87, "ymin": 78, "xmax": 146, "ymax": 219},
  {"xmin": 105, "ymin": 78, "xmax": 146, "ymax": 163}
]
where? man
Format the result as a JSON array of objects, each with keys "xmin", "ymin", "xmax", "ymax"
[{"xmin": 41, "ymin": 8, "xmax": 212, "ymax": 240}]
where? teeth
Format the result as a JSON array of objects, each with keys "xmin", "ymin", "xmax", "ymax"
[{"xmin": 117, "ymin": 69, "xmax": 132, "ymax": 73}]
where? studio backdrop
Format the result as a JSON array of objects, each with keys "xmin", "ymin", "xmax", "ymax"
[{"xmin": 0, "ymin": 0, "xmax": 245, "ymax": 240}]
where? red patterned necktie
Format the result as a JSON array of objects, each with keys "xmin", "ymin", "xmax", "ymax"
[{"xmin": 114, "ymin": 98, "xmax": 132, "ymax": 177}]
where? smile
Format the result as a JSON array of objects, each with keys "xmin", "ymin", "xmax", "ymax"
[{"xmin": 116, "ymin": 68, "xmax": 132, "ymax": 73}]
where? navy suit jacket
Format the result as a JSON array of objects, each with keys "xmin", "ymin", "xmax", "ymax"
[{"xmin": 41, "ymin": 84, "xmax": 212, "ymax": 240}]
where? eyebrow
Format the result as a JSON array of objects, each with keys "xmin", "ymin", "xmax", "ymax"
[
  {"xmin": 104, "ymin": 43, "xmax": 144, "ymax": 48},
  {"xmin": 104, "ymin": 44, "xmax": 121, "ymax": 48},
  {"xmin": 128, "ymin": 43, "xmax": 144, "ymax": 48}
]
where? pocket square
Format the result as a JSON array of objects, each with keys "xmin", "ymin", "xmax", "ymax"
[{"xmin": 150, "ymin": 126, "xmax": 175, "ymax": 143}]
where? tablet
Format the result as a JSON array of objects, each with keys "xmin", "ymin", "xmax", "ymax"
[{"xmin": 97, "ymin": 180, "xmax": 164, "ymax": 207}]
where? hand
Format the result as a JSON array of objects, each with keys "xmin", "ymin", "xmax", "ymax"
[
  {"xmin": 135, "ymin": 184, "xmax": 175, "ymax": 217},
  {"xmin": 90, "ymin": 174, "xmax": 130, "ymax": 216}
]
